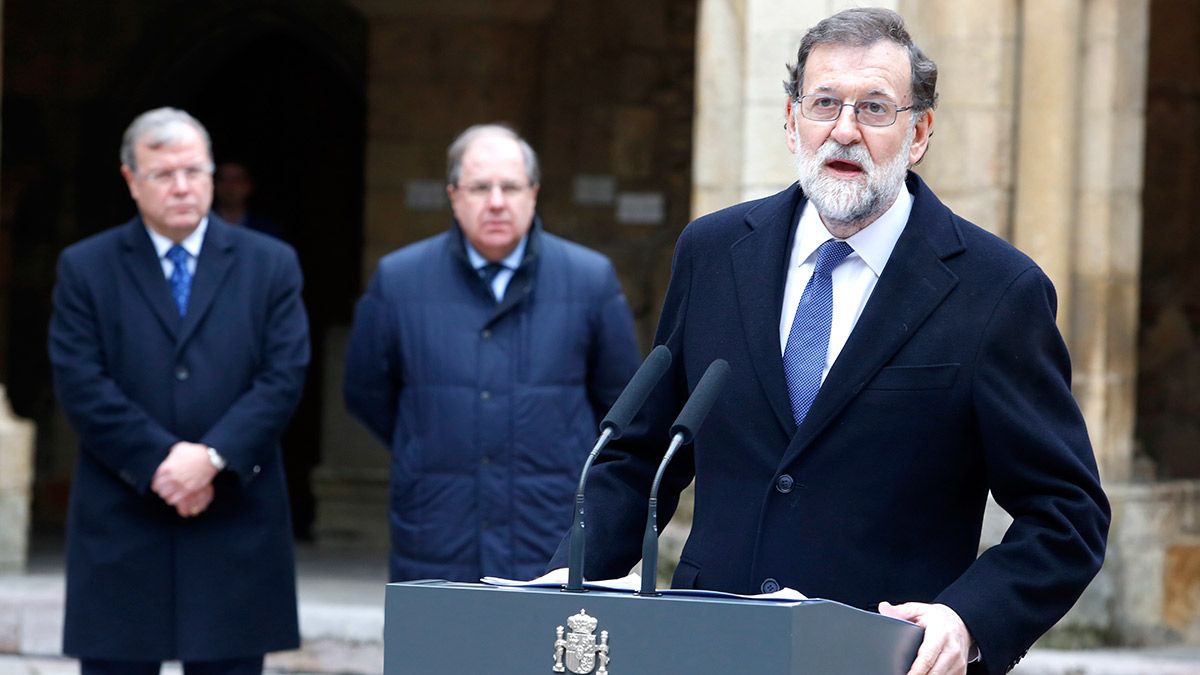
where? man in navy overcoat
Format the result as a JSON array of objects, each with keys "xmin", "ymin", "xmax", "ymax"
[
  {"xmin": 345, "ymin": 124, "xmax": 641, "ymax": 583},
  {"xmin": 49, "ymin": 107, "xmax": 309, "ymax": 674},
  {"xmin": 551, "ymin": 9, "xmax": 1109, "ymax": 675}
]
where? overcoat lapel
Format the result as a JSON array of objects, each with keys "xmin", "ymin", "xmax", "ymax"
[
  {"xmin": 177, "ymin": 216, "xmax": 235, "ymax": 350},
  {"xmin": 119, "ymin": 219, "xmax": 181, "ymax": 339},
  {"xmin": 729, "ymin": 186, "xmax": 806, "ymax": 438},
  {"xmin": 782, "ymin": 174, "xmax": 965, "ymax": 465}
]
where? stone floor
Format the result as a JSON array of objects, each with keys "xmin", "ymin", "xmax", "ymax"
[
  {"xmin": 0, "ymin": 538, "xmax": 386, "ymax": 674},
  {"xmin": 2, "ymin": 538, "xmax": 1198, "ymax": 674}
]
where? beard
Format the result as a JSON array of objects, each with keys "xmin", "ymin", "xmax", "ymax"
[{"xmin": 794, "ymin": 123, "xmax": 914, "ymax": 228}]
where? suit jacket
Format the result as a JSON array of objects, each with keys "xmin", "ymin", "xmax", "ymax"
[
  {"xmin": 551, "ymin": 174, "xmax": 1109, "ymax": 674},
  {"xmin": 49, "ymin": 214, "xmax": 310, "ymax": 660}
]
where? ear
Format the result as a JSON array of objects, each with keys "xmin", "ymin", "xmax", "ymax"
[
  {"xmin": 784, "ymin": 98, "xmax": 799, "ymax": 154},
  {"xmin": 121, "ymin": 165, "xmax": 140, "ymax": 200},
  {"xmin": 908, "ymin": 109, "xmax": 934, "ymax": 166}
]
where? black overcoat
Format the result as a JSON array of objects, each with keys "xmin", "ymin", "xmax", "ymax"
[
  {"xmin": 552, "ymin": 173, "xmax": 1109, "ymax": 674},
  {"xmin": 49, "ymin": 214, "xmax": 309, "ymax": 660}
]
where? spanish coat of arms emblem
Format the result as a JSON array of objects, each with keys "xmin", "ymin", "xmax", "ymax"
[{"xmin": 552, "ymin": 609, "xmax": 610, "ymax": 674}]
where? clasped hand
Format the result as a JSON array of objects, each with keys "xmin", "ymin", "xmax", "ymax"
[{"xmin": 151, "ymin": 441, "xmax": 218, "ymax": 518}]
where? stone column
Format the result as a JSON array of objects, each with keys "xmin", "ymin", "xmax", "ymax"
[
  {"xmin": 691, "ymin": 0, "xmax": 747, "ymax": 217},
  {"xmin": 1004, "ymin": 0, "xmax": 1148, "ymax": 482},
  {"xmin": 1011, "ymin": 0, "xmax": 1084, "ymax": 329},
  {"xmin": 903, "ymin": 0, "xmax": 1018, "ymax": 236},
  {"xmin": 0, "ymin": 386, "xmax": 35, "ymax": 572},
  {"xmin": 1067, "ymin": 0, "xmax": 1149, "ymax": 484}
]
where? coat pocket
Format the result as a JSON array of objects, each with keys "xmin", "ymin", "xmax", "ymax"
[{"xmin": 865, "ymin": 363, "xmax": 959, "ymax": 390}]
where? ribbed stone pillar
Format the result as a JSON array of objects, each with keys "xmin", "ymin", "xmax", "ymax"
[{"xmin": 1067, "ymin": 0, "xmax": 1149, "ymax": 483}]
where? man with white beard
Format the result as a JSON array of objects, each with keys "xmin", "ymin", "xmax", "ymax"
[{"xmin": 549, "ymin": 8, "xmax": 1109, "ymax": 675}]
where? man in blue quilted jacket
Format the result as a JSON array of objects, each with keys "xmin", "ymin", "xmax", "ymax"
[{"xmin": 344, "ymin": 123, "xmax": 642, "ymax": 582}]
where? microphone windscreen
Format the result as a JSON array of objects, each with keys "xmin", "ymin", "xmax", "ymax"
[
  {"xmin": 600, "ymin": 345, "xmax": 672, "ymax": 438},
  {"xmin": 669, "ymin": 359, "xmax": 730, "ymax": 444}
]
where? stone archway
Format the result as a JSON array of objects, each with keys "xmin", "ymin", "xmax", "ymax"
[
  {"xmin": 0, "ymin": 0, "xmax": 368, "ymax": 539},
  {"xmin": 1138, "ymin": 0, "xmax": 1200, "ymax": 482},
  {"xmin": 98, "ymin": 3, "xmax": 370, "ymax": 540}
]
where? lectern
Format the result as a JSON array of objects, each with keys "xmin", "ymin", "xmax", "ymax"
[{"xmin": 384, "ymin": 580, "xmax": 923, "ymax": 674}]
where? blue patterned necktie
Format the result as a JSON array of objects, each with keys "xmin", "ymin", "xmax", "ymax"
[
  {"xmin": 166, "ymin": 244, "xmax": 192, "ymax": 317},
  {"xmin": 478, "ymin": 262, "xmax": 505, "ymax": 301},
  {"xmin": 783, "ymin": 239, "xmax": 854, "ymax": 425}
]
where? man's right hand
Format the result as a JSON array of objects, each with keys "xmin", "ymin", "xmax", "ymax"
[{"xmin": 174, "ymin": 484, "xmax": 214, "ymax": 518}]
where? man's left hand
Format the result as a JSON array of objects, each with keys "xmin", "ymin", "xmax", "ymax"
[{"xmin": 879, "ymin": 601, "xmax": 972, "ymax": 675}]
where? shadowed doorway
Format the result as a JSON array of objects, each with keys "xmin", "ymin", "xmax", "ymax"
[
  {"xmin": 30, "ymin": 2, "xmax": 368, "ymax": 540},
  {"xmin": 181, "ymin": 34, "xmax": 366, "ymax": 539}
]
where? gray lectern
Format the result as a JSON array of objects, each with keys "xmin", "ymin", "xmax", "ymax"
[{"xmin": 384, "ymin": 581, "xmax": 923, "ymax": 674}]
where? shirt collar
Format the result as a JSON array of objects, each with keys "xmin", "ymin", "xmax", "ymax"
[
  {"xmin": 464, "ymin": 234, "xmax": 528, "ymax": 271},
  {"xmin": 795, "ymin": 184, "xmax": 912, "ymax": 277},
  {"xmin": 145, "ymin": 216, "xmax": 209, "ymax": 260}
]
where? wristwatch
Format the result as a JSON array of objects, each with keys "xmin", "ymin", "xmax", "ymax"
[{"xmin": 206, "ymin": 446, "xmax": 227, "ymax": 471}]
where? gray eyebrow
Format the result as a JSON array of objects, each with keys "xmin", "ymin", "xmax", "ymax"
[{"xmin": 804, "ymin": 85, "xmax": 899, "ymax": 102}]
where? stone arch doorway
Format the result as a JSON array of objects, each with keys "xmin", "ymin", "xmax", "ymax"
[
  {"xmin": 113, "ymin": 6, "xmax": 369, "ymax": 540},
  {"xmin": 3, "ymin": 0, "xmax": 367, "ymax": 540},
  {"xmin": 187, "ymin": 37, "xmax": 367, "ymax": 541},
  {"xmin": 1138, "ymin": 0, "xmax": 1200, "ymax": 481}
]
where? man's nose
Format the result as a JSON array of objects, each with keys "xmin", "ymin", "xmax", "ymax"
[
  {"xmin": 168, "ymin": 171, "xmax": 191, "ymax": 191},
  {"xmin": 486, "ymin": 185, "xmax": 507, "ymax": 208},
  {"xmin": 830, "ymin": 105, "xmax": 863, "ymax": 145}
]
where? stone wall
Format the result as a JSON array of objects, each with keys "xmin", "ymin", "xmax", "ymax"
[
  {"xmin": 316, "ymin": 0, "xmax": 698, "ymax": 548},
  {"xmin": 353, "ymin": 0, "xmax": 696, "ymax": 346}
]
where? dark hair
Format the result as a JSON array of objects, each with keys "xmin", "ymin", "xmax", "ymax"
[
  {"xmin": 783, "ymin": 7, "xmax": 938, "ymax": 113},
  {"xmin": 446, "ymin": 123, "xmax": 540, "ymax": 186}
]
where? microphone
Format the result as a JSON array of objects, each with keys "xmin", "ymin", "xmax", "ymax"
[
  {"xmin": 639, "ymin": 359, "xmax": 729, "ymax": 596},
  {"xmin": 564, "ymin": 345, "xmax": 673, "ymax": 592}
]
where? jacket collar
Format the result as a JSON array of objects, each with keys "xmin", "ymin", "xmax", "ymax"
[
  {"xmin": 448, "ymin": 215, "xmax": 544, "ymax": 326},
  {"xmin": 782, "ymin": 172, "xmax": 964, "ymax": 465},
  {"xmin": 119, "ymin": 213, "xmax": 236, "ymax": 348},
  {"xmin": 728, "ymin": 172, "xmax": 965, "ymax": 449}
]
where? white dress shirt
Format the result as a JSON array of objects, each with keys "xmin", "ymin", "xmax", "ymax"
[
  {"xmin": 146, "ymin": 217, "xmax": 208, "ymax": 279},
  {"xmin": 778, "ymin": 188, "xmax": 913, "ymax": 383},
  {"xmin": 465, "ymin": 236, "xmax": 528, "ymax": 301}
]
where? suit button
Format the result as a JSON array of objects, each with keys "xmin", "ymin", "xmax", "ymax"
[
  {"xmin": 480, "ymin": 390, "xmax": 491, "ymax": 400},
  {"xmin": 119, "ymin": 470, "xmax": 136, "ymax": 486},
  {"xmin": 775, "ymin": 474, "xmax": 794, "ymax": 493},
  {"xmin": 761, "ymin": 578, "xmax": 780, "ymax": 594},
  {"xmin": 252, "ymin": 465, "xmax": 261, "ymax": 474},
  {"xmin": 481, "ymin": 455, "xmax": 491, "ymax": 465},
  {"xmin": 481, "ymin": 329, "xmax": 491, "ymax": 339},
  {"xmin": 174, "ymin": 366, "xmax": 189, "ymax": 381}
]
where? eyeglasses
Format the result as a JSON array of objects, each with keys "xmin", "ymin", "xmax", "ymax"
[
  {"xmin": 139, "ymin": 165, "xmax": 213, "ymax": 186},
  {"xmin": 797, "ymin": 94, "xmax": 914, "ymax": 127},
  {"xmin": 455, "ymin": 181, "xmax": 531, "ymax": 199}
]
